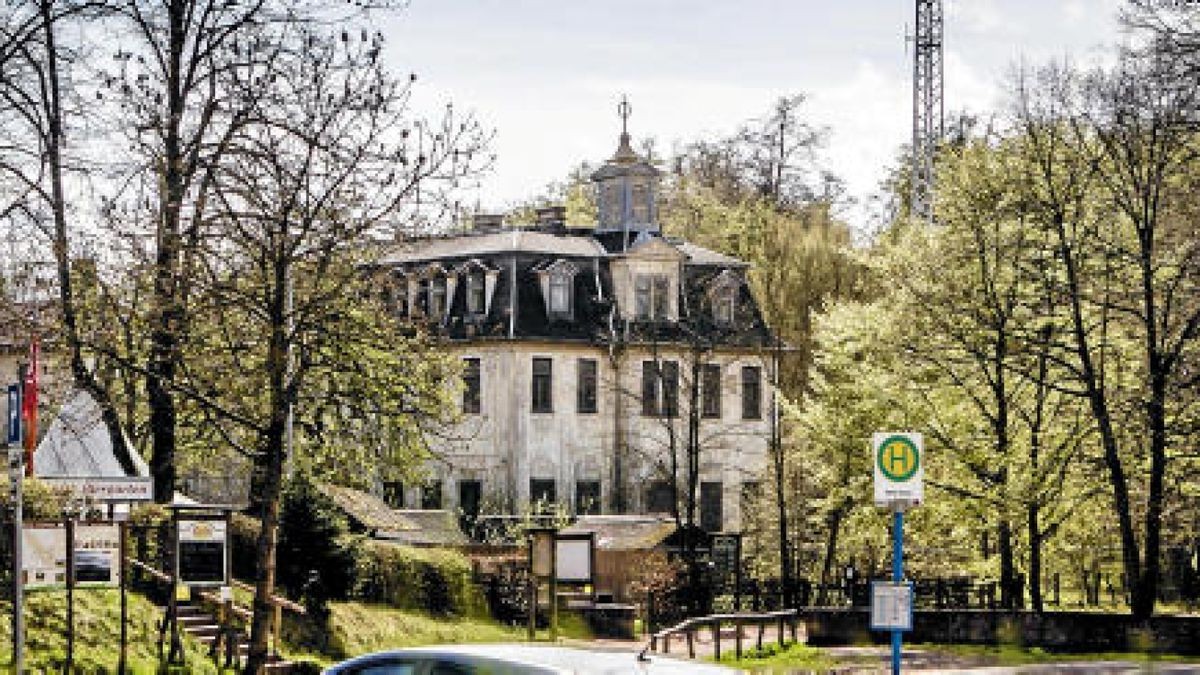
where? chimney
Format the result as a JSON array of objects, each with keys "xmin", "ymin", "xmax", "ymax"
[
  {"xmin": 471, "ymin": 213, "xmax": 505, "ymax": 233},
  {"xmin": 535, "ymin": 205, "xmax": 567, "ymax": 233}
]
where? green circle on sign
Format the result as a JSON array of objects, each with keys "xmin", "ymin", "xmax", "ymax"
[{"xmin": 877, "ymin": 435, "xmax": 920, "ymax": 481}]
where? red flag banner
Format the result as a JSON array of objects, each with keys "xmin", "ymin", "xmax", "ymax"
[{"xmin": 23, "ymin": 337, "xmax": 38, "ymax": 475}]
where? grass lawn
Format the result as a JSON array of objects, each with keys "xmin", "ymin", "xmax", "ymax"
[
  {"xmin": 283, "ymin": 600, "xmax": 542, "ymax": 666},
  {"xmin": 711, "ymin": 642, "xmax": 838, "ymax": 672},
  {"xmin": 0, "ymin": 588, "xmax": 227, "ymax": 673},
  {"xmin": 918, "ymin": 642, "xmax": 1200, "ymax": 666}
]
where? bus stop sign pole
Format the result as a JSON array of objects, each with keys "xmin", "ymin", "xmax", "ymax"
[{"xmin": 892, "ymin": 510, "xmax": 903, "ymax": 675}]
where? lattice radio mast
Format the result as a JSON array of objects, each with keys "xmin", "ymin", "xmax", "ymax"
[{"xmin": 911, "ymin": 0, "xmax": 944, "ymax": 224}]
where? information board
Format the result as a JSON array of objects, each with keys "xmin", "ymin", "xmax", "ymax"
[
  {"xmin": 22, "ymin": 525, "xmax": 66, "ymax": 588},
  {"xmin": 870, "ymin": 581, "xmax": 914, "ymax": 631},
  {"xmin": 554, "ymin": 534, "xmax": 593, "ymax": 583},
  {"xmin": 178, "ymin": 519, "xmax": 227, "ymax": 586},
  {"xmin": 74, "ymin": 524, "xmax": 120, "ymax": 586}
]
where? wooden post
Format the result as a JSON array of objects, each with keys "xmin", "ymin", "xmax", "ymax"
[
  {"xmin": 663, "ymin": 632, "xmax": 670, "ymax": 654},
  {"xmin": 273, "ymin": 603, "xmax": 283, "ymax": 657},
  {"xmin": 119, "ymin": 521, "xmax": 128, "ymax": 673},
  {"xmin": 549, "ymin": 531, "xmax": 558, "ymax": 641},
  {"xmin": 789, "ymin": 614, "xmax": 797, "ymax": 644},
  {"xmin": 223, "ymin": 598, "xmax": 236, "ymax": 669},
  {"xmin": 687, "ymin": 627, "xmax": 694, "ymax": 659},
  {"xmin": 735, "ymin": 617, "xmax": 743, "ymax": 660},
  {"xmin": 168, "ymin": 514, "xmax": 182, "ymax": 664},
  {"xmin": 757, "ymin": 621, "xmax": 764, "ymax": 650},
  {"xmin": 65, "ymin": 519, "xmax": 75, "ymax": 671},
  {"xmin": 712, "ymin": 620, "xmax": 720, "ymax": 660},
  {"xmin": 777, "ymin": 614, "xmax": 785, "ymax": 648}
]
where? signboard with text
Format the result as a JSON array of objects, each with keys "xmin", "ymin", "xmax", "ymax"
[
  {"xmin": 22, "ymin": 525, "xmax": 67, "ymax": 588},
  {"xmin": 40, "ymin": 477, "xmax": 154, "ymax": 503},
  {"xmin": 870, "ymin": 581, "xmax": 913, "ymax": 631},
  {"xmin": 873, "ymin": 432, "xmax": 924, "ymax": 507},
  {"xmin": 178, "ymin": 519, "xmax": 227, "ymax": 586},
  {"xmin": 74, "ymin": 524, "xmax": 121, "ymax": 587}
]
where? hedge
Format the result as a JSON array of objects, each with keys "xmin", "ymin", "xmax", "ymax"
[{"xmin": 354, "ymin": 540, "xmax": 487, "ymax": 618}]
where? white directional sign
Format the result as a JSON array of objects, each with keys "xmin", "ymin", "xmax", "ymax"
[
  {"xmin": 873, "ymin": 432, "xmax": 924, "ymax": 507},
  {"xmin": 870, "ymin": 581, "xmax": 913, "ymax": 631}
]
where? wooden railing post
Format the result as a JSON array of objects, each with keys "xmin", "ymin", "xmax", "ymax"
[
  {"xmin": 687, "ymin": 627, "xmax": 694, "ymax": 659},
  {"xmin": 712, "ymin": 620, "xmax": 720, "ymax": 660},
  {"xmin": 735, "ymin": 617, "xmax": 743, "ymax": 659}
]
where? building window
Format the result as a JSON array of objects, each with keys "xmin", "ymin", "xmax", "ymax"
[
  {"xmin": 712, "ymin": 286, "xmax": 736, "ymax": 324},
  {"xmin": 462, "ymin": 358, "xmax": 481, "ymax": 414},
  {"xmin": 383, "ymin": 481, "xmax": 405, "ymax": 509},
  {"xmin": 701, "ymin": 363, "xmax": 722, "ymax": 418},
  {"xmin": 645, "ymin": 481, "xmax": 674, "ymax": 515},
  {"xmin": 700, "ymin": 481, "xmax": 723, "ymax": 532},
  {"xmin": 631, "ymin": 181, "xmax": 650, "ymax": 222},
  {"xmin": 459, "ymin": 480, "xmax": 482, "ymax": 530},
  {"xmin": 532, "ymin": 357, "xmax": 553, "ymax": 413},
  {"xmin": 642, "ymin": 360, "xmax": 677, "ymax": 417},
  {"xmin": 421, "ymin": 480, "xmax": 443, "ymax": 510},
  {"xmin": 421, "ymin": 275, "xmax": 447, "ymax": 319},
  {"xmin": 741, "ymin": 365, "xmax": 762, "ymax": 420},
  {"xmin": 575, "ymin": 480, "xmax": 601, "ymax": 515},
  {"xmin": 530, "ymin": 478, "xmax": 557, "ymax": 511},
  {"xmin": 548, "ymin": 273, "xmax": 572, "ymax": 317},
  {"xmin": 661, "ymin": 360, "xmax": 679, "ymax": 418},
  {"xmin": 577, "ymin": 359, "xmax": 598, "ymax": 413},
  {"xmin": 652, "ymin": 275, "xmax": 669, "ymax": 320},
  {"xmin": 641, "ymin": 361, "xmax": 659, "ymax": 416},
  {"xmin": 635, "ymin": 275, "xmax": 651, "ymax": 319},
  {"xmin": 466, "ymin": 271, "xmax": 486, "ymax": 315}
]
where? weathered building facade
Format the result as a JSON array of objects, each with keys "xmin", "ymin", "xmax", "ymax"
[{"xmin": 374, "ymin": 124, "xmax": 776, "ymax": 533}]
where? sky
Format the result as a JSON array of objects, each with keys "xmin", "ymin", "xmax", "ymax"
[{"xmin": 378, "ymin": 0, "xmax": 1127, "ymax": 231}]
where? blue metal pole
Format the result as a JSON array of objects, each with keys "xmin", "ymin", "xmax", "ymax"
[{"xmin": 892, "ymin": 510, "xmax": 903, "ymax": 675}]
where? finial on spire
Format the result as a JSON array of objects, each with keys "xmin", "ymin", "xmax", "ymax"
[
  {"xmin": 613, "ymin": 95, "xmax": 638, "ymax": 163},
  {"xmin": 618, "ymin": 95, "xmax": 631, "ymax": 135}
]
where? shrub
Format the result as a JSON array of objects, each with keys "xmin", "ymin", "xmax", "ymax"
[
  {"xmin": 354, "ymin": 541, "xmax": 486, "ymax": 618},
  {"xmin": 276, "ymin": 474, "xmax": 357, "ymax": 608}
]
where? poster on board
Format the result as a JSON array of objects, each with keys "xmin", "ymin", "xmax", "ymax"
[
  {"xmin": 74, "ymin": 524, "xmax": 120, "ymax": 586},
  {"xmin": 22, "ymin": 525, "xmax": 67, "ymax": 588},
  {"xmin": 178, "ymin": 519, "xmax": 227, "ymax": 586}
]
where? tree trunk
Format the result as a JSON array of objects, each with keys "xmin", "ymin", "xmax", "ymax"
[
  {"xmin": 1029, "ymin": 504, "xmax": 1043, "ymax": 613},
  {"xmin": 245, "ymin": 254, "xmax": 291, "ymax": 673},
  {"xmin": 998, "ymin": 519, "xmax": 1016, "ymax": 609},
  {"xmin": 148, "ymin": 0, "xmax": 189, "ymax": 503},
  {"xmin": 817, "ymin": 505, "xmax": 846, "ymax": 605}
]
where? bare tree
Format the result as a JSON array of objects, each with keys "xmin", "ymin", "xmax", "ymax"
[{"xmin": 189, "ymin": 23, "xmax": 487, "ymax": 669}]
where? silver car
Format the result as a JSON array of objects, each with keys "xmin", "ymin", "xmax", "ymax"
[{"xmin": 321, "ymin": 644, "xmax": 742, "ymax": 675}]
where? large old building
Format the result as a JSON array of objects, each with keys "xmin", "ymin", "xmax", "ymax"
[{"xmin": 375, "ymin": 119, "xmax": 776, "ymax": 533}]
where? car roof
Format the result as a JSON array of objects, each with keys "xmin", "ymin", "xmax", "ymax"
[{"xmin": 323, "ymin": 644, "xmax": 742, "ymax": 675}]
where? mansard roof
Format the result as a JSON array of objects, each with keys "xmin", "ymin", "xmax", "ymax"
[{"xmin": 375, "ymin": 226, "xmax": 774, "ymax": 347}]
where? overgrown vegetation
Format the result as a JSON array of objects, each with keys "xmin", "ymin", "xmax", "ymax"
[{"xmin": 0, "ymin": 589, "xmax": 223, "ymax": 673}]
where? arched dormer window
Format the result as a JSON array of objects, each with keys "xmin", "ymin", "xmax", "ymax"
[
  {"xmin": 413, "ymin": 263, "xmax": 448, "ymax": 320},
  {"xmin": 708, "ymin": 269, "xmax": 740, "ymax": 325},
  {"xmin": 534, "ymin": 259, "xmax": 579, "ymax": 320},
  {"xmin": 453, "ymin": 259, "xmax": 499, "ymax": 318}
]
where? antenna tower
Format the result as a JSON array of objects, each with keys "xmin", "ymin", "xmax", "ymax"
[{"xmin": 912, "ymin": 0, "xmax": 944, "ymax": 224}]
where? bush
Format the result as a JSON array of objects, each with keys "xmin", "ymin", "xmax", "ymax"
[
  {"xmin": 354, "ymin": 541, "xmax": 486, "ymax": 618},
  {"xmin": 277, "ymin": 474, "xmax": 357, "ymax": 608}
]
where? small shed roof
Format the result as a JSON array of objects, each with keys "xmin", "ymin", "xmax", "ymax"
[
  {"xmin": 34, "ymin": 388, "xmax": 149, "ymax": 478},
  {"xmin": 319, "ymin": 484, "xmax": 419, "ymax": 533},
  {"xmin": 376, "ymin": 510, "xmax": 469, "ymax": 547},
  {"xmin": 561, "ymin": 515, "xmax": 676, "ymax": 551}
]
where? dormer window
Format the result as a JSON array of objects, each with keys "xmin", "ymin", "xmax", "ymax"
[
  {"xmin": 535, "ymin": 259, "xmax": 578, "ymax": 320},
  {"xmin": 413, "ymin": 264, "xmax": 449, "ymax": 320},
  {"xmin": 428, "ymin": 277, "xmax": 446, "ymax": 318},
  {"xmin": 549, "ymin": 274, "xmax": 571, "ymax": 315},
  {"xmin": 708, "ymin": 270, "xmax": 740, "ymax": 325},
  {"xmin": 466, "ymin": 270, "xmax": 486, "ymax": 316},
  {"xmin": 635, "ymin": 273, "xmax": 670, "ymax": 321}
]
